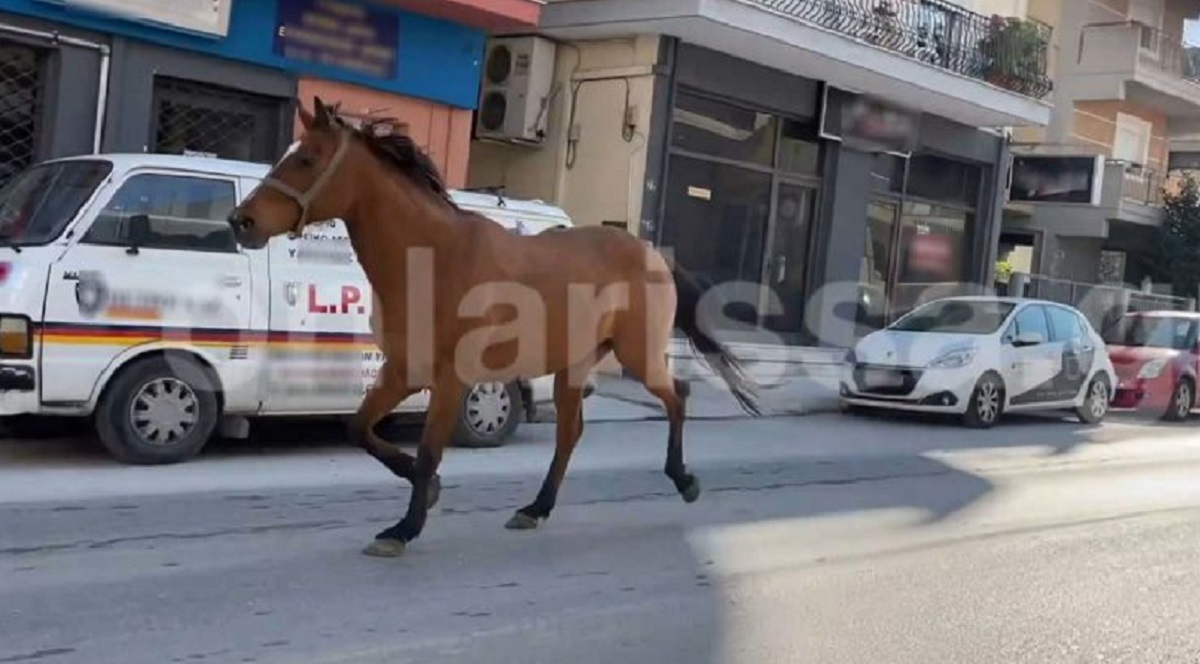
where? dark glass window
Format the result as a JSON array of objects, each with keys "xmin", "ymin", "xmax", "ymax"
[
  {"xmin": 671, "ymin": 91, "xmax": 778, "ymax": 166},
  {"xmin": 895, "ymin": 202, "xmax": 971, "ymax": 284},
  {"xmin": 871, "ymin": 153, "xmax": 905, "ymax": 193},
  {"xmin": 659, "ymin": 153, "xmax": 772, "ymax": 328},
  {"xmin": 778, "ymin": 118, "xmax": 822, "ymax": 176},
  {"xmin": 906, "ymin": 153, "xmax": 981, "ymax": 206},
  {"xmin": 83, "ymin": 174, "xmax": 239, "ymax": 253}
]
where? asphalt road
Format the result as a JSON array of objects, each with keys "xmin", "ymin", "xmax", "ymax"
[{"xmin": 4, "ymin": 411, "xmax": 1200, "ymax": 664}]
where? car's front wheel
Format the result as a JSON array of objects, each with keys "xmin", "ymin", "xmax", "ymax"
[
  {"xmin": 1163, "ymin": 378, "xmax": 1194, "ymax": 422},
  {"xmin": 1075, "ymin": 374, "xmax": 1111, "ymax": 425},
  {"xmin": 962, "ymin": 373, "xmax": 1004, "ymax": 429}
]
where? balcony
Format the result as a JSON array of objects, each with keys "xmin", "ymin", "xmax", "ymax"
[
  {"xmin": 1104, "ymin": 161, "xmax": 1165, "ymax": 226},
  {"xmin": 1075, "ymin": 22, "xmax": 1200, "ymax": 119},
  {"xmin": 539, "ymin": 0, "xmax": 1054, "ymax": 127}
]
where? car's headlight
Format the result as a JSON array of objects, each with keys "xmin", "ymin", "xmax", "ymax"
[
  {"xmin": 927, "ymin": 347, "xmax": 977, "ymax": 369},
  {"xmin": 1138, "ymin": 358, "xmax": 1167, "ymax": 379}
]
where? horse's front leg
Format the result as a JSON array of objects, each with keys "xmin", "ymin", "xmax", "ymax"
[
  {"xmin": 363, "ymin": 376, "xmax": 468, "ymax": 558},
  {"xmin": 348, "ymin": 359, "xmax": 442, "ymax": 509}
]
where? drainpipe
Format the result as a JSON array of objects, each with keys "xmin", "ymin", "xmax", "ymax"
[
  {"xmin": 0, "ymin": 24, "xmax": 111, "ymax": 153},
  {"xmin": 92, "ymin": 44, "xmax": 111, "ymax": 153}
]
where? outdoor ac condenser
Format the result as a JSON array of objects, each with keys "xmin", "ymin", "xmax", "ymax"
[{"xmin": 474, "ymin": 35, "xmax": 557, "ymax": 146}]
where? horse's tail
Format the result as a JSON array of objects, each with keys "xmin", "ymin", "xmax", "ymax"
[{"xmin": 671, "ymin": 263, "xmax": 762, "ymax": 417}]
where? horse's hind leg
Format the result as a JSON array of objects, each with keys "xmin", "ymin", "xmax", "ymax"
[
  {"xmin": 349, "ymin": 359, "xmax": 442, "ymax": 509},
  {"xmin": 615, "ymin": 345, "xmax": 700, "ymax": 503},
  {"xmin": 505, "ymin": 355, "xmax": 600, "ymax": 530}
]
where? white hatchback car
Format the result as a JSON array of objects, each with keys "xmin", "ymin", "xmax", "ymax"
[{"xmin": 839, "ymin": 296, "xmax": 1117, "ymax": 428}]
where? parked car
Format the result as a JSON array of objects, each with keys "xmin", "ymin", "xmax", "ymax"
[
  {"xmin": 1103, "ymin": 310, "xmax": 1200, "ymax": 421},
  {"xmin": 839, "ymin": 296, "xmax": 1117, "ymax": 428},
  {"xmin": 0, "ymin": 152, "xmax": 591, "ymax": 464}
]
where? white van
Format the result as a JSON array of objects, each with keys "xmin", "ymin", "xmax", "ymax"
[{"xmin": 0, "ymin": 152, "xmax": 585, "ymax": 464}]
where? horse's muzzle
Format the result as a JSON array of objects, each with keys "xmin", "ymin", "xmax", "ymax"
[{"xmin": 227, "ymin": 210, "xmax": 266, "ymax": 249}]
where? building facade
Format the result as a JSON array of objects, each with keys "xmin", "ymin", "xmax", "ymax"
[
  {"xmin": 0, "ymin": 0, "xmax": 541, "ymax": 189},
  {"xmin": 467, "ymin": 0, "xmax": 1055, "ymax": 352},
  {"xmin": 1000, "ymin": 0, "xmax": 1200, "ymax": 290}
]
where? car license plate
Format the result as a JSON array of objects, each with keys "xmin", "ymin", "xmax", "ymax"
[{"xmin": 863, "ymin": 369, "xmax": 904, "ymax": 388}]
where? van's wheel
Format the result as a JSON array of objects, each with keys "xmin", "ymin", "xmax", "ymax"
[
  {"xmin": 94, "ymin": 354, "xmax": 220, "ymax": 465},
  {"xmin": 1163, "ymin": 378, "xmax": 1194, "ymax": 422},
  {"xmin": 1075, "ymin": 374, "xmax": 1111, "ymax": 425},
  {"xmin": 452, "ymin": 381, "xmax": 522, "ymax": 448},
  {"xmin": 962, "ymin": 373, "xmax": 1004, "ymax": 429}
]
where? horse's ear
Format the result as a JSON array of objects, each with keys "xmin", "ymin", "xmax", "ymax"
[
  {"xmin": 297, "ymin": 99, "xmax": 315, "ymax": 131},
  {"xmin": 313, "ymin": 96, "xmax": 331, "ymax": 128}
]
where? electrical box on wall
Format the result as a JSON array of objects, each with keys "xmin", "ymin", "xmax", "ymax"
[{"xmin": 475, "ymin": 35, "xmax": 557, "ymax": 146}]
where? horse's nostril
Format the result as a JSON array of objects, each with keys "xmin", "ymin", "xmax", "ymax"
[{"xmin": 227, "ymin": 211, "xmax": 254, "ymax": 231}]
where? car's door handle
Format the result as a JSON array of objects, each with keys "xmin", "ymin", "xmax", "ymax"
[{"xmin": 220, "ymin": 275, "xmax": 244, "ymax": 287}]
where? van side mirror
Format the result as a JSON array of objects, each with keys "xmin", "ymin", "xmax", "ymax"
[{"xmin": 125, "ymin": 214, "xmax": 151, "ymax": 255}]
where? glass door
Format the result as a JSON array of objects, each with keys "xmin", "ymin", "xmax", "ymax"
[
  {"xmin": 859, "ymin": 198, "xmax": 899, "ymax": 331},
  {"xmin": 761, "ymin": 181, "xmax": 817, "ymax": 341}
]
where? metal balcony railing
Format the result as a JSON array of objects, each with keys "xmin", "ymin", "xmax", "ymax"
[
  {"xmin": 1115, "ymin": 163, "xmax": 1165, "ymax": 207},
  {"xmin": 750, "ymin": 0, "xmax": 1053, "ymax": 99}
]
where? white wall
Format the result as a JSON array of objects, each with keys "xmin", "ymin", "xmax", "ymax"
[{"xmin": 467, "ymin": 35, "xmax": 662, "ymax": 232}]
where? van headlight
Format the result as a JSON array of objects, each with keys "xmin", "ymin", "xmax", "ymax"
[
  {"xmin": 1138, "ymin": 358, "xmax": 1167, "ymax": 379},
  {"xmin": 927, "ymin": 347, "xmax": 977, "ymax": 369},
  {"xmin": 0, "ymin": 315, "xmax": 32, "ymax": 359}
]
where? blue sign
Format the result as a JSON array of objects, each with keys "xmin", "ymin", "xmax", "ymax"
[{"xmin": 274, "ymin": 0, "xmax": 399, "ymax": 80}]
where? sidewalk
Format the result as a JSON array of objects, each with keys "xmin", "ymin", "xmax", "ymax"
[{"xmin": 567, "ymin": 365, "xmax": 843, "ymax": 423}]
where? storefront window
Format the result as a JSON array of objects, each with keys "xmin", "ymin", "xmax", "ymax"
[
  {"xmin": 778, "ymin": 118, "xmax": 822, "ymax": 176},
  {"xmin": 670, "ymin": 91, "xmax": 778, "ymax": 167},
  {"xmin": 871, "ymin": 154, "xmax": 905, "ymax": 193},
  {"xmin": 889, "ymin": 202, "xmax": 973, "ymax": 313},
  {"xmin": 905, "ymin": 153, "xmax": 981, "ymax": 207},
  {"xmin": 661, "ymin": 154, "xmax": 772, "ymax": 329}
]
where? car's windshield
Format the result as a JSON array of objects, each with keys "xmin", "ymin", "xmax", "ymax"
[
  {"xmin": 1102, "ymin": 315, "xmax": 1196, "ymax": 350},
  {"xmin": 0, "ymin": 160, "xmax": 112, "ymax": 245},
  {"xmin": 888, "ymin": 299, "xmax": 1016, "ymax": 335}
]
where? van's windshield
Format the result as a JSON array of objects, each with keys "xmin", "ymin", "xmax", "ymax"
[{"xmin": 0, "ymin": 160, "xmax": 112, "ymax": 246}]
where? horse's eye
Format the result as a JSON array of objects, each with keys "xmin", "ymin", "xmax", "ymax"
[{"xmin": 298, "ymin": 155, "xmax": 316, "ymax": 168}]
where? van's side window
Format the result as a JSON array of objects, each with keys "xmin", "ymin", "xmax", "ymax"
[{"xmin": 81, "ymin": 174, "xmax": 239, "ymax": 253}]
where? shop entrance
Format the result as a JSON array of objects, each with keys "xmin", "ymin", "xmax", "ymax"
[
  {"xmin": 659, "ymin": 88, "xmax": 823, "ymax": 345},
  {"xmin": 856, "ymin": 152, "xmax": 981, "ymax": 332}
]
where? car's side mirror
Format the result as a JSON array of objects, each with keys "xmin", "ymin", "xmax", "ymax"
[{"xmin": 1012, "ymin": 332, "xmax": 1044, "ymax": 347}]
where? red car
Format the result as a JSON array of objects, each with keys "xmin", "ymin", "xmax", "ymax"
[{"xmin": 1104, "ymin": 310, "xmax": 1200, "ymax": 421}]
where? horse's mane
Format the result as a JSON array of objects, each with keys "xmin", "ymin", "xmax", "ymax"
[{"xmin": 328, "ymin": 108, "xmax": 458, "ymax": 210}]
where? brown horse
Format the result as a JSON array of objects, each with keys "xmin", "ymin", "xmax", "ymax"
[{"xmin": 226, "ymin": 97, "xmax": 761, "ymax": 557}]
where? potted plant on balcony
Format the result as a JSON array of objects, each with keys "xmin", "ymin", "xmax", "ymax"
[{"xmin": 978, "ymin": 15, "xmax": 1047, "ymax": 94}]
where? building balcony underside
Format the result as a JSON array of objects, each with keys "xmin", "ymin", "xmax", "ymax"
[{"xmin": 539, "ymin": 0, "xmax": 1052, "ymax": 128}]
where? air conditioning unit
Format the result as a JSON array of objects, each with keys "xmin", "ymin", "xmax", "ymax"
[{"xmin": 475, "ymin": 35, "xmax": 557, "ymax": 145}]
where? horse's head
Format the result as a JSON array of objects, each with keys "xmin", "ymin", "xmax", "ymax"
[{"xmin": 227, "ymin": 96, "xmax": 356, "ymax": 249}]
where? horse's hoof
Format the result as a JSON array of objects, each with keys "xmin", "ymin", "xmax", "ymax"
[
  {"xmin": 362, "ymin": 538, "xmax": 406, "ymax": 557},
  {"xmin": 504, "ymin": 512, "xmax": 541, "ymax": 530},
  {"xmin": 681, "ymin": 476, "xmax": 701, "ymax": 504}
]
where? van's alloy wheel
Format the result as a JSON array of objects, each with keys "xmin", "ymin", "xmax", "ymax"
[
  {"xmin": 453, "ymin": 381, "xmax": 522, "ymax": 448},
  {"xmin": 95, "ymin": 355, "xmax": 220, "ymax": 465}
]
